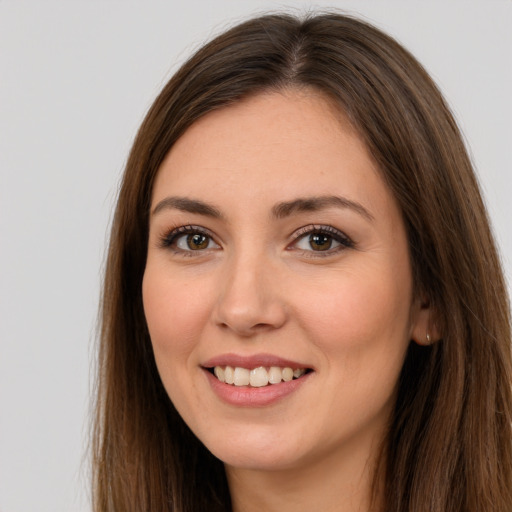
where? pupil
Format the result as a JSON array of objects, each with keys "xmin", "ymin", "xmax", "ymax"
[
  {"xmin": 310, "ymin": 233, "xmax": 332, "ymax": 251},
  {"xmin": 187, "ymin": 233, "xmax": 208, "ymax": 250}
]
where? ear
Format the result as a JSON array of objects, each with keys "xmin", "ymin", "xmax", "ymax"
[{"xmin": 410, "ymin": 296, "xmax": 440, "ymax": 346}]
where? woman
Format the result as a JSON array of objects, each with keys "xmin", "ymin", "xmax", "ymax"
[{"xmin": 93, "ymin": 12, "xmax": 512, "ymax": 512}]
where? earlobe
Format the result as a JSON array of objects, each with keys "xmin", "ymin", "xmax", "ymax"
[{"xmin": 411, "ymin": 298, "xmax": 440, "ymax": 346}]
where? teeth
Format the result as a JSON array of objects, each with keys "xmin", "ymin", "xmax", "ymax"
[
  {"xmin": 250, "ymin": 367, "xmax": 269, "ymax": 387},
  {"xmin": 233, "ymin": 367, "xmax": 250, "ymax": 386},
  {"xmin": 214, "ymin": 366, "xmax": 225, "ymax": 383},
  {"xmin": 282, "ymin": 367, "xmax": 293, "ymax": 382},
  {"xmin": 212, "ymin": 366, "xmax": 307, "ymax": 387},
  {"xmin": 268, "ymin": 366, "xmax": 282, "ymax": 385},
  {"xmin": 224, "ymin": 366, "xmax": 234, "ymax": 385}
]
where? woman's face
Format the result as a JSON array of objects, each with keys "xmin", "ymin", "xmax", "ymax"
[{"xmin": 143, "ymin": 90, "xmax": 425, "ymax": 472}]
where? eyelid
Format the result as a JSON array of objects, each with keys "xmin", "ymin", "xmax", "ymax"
[
  {"xmin": 159, "ymin": 224, "xmax": 220, "ymax": 252},
  {"xmin": 157, "ymin": 223, "xmax": 353, "ymax": 257},
  {"xmin": 288, "ymin": 224, "xmax": 354, "ymax": 254}
]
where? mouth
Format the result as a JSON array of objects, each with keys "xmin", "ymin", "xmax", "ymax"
[
  {"xmin": 206, "ymin": 365, "xmax": 312, "ymax": 387},
  {"xmin": 202, "ymin": 355, "xmax": 314, "ymax": 406}
]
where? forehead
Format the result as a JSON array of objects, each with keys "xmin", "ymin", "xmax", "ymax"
[{"xmin": 151, "ymin": 89, "xmax": 393, "ymax": 220}]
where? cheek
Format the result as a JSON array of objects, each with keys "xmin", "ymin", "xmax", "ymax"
[
  {"xmin": 295, "ymin": 266, "xmax": 413, "ymax": 425},
  {"xmin": 295, "ymin": 264, "xmax": 413, "ymax": 359},
  {"xmin": 142, "ymin": 269, "xmax": 213, "ymax": 359}
]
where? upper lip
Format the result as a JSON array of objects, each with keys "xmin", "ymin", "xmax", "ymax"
[{"xmin": 202, "ymin": 353, "xmax": 312, "ymax": 370}]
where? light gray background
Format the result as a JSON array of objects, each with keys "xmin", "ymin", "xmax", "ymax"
[{"xmin": 1, "ymin": 1, "xmax": 510, "ymax": 511}]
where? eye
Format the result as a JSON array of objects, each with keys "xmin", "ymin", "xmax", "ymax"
[
  {"xmin": 160, "ymin": 225, "xmax": 220, "ymax": 253},
  {"xmin": 296, "ymin": 232, "xmax": 339, "ymax": 251},
  {"xmin": 291, "ymin": 225, "xmax": 353, "ymax": 255},
  {"xmin": 176, "ymin": 233, "xmax": 216, "ymax": 251}
]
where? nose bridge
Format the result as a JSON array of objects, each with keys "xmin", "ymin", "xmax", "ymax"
[{"xmin": 213, "ymin": 243, "xmax": 286, "ymax": 335}]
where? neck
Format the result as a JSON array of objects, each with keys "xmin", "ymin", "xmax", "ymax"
[{"xmin": 225, "ymin": 439, "xmax": 384, "ymax": 512}]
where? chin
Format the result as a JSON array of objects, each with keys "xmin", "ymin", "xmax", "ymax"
[
  {"xmin": 199, "ymin": 425, "xmax": 312, "ymax": 471},
  {"xmin": 214, "ymin": 447, "xmax": 300, "ymax": 471}
]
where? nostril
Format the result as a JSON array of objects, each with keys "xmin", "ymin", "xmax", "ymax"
[{"xmin": 253, "ymin": 323, "xmax": 271, "ymax": 330}]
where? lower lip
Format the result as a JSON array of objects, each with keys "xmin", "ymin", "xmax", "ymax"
[{"xmin": 204, "ymin": 369, "xmax": 312, "ymax": 407}]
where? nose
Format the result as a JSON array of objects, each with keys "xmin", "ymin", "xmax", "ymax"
[{"xmin": 212, "ymin": 252, "xmax": 288, "ymax": 337}]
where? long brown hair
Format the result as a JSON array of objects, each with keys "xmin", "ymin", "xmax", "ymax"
[{"xmin": 93, "ymin": 12, "xmax": 512, "ymax": 511}]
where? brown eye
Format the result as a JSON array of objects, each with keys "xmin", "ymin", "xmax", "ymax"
[
  {"xmin": 292, "ymin": 225, "xmax": 353, "ymax": 256},
  {"xmin": 162, "ymin": 227, "xmax": 220, "ymax": 252},
  {"xmin": 309, "ymin": 233, "xmax": 333, "ymax": 251},
  {"xmin": 187, "ymin": 233, "xmax": 209, "ymax": 250},
  {"xmin": 295, "ymin": 232, "xmax": 340, "ymax": 252}
]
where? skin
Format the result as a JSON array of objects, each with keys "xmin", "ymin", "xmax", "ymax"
[{"xmin": 142, "ymin": 89, "xmax": 432, "ymax": 512}]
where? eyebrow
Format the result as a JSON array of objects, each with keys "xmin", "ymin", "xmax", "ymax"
[
  {"xmin": 272, "ymin": 196, "xmax": 374, "ymax": 222},
  {"xmin": 151, "ymin": 194, "xmax": 374, "ymax": 222},
  {"xmin": 152, "ymin": 196, "xmax": 224, "ymax": 219}
]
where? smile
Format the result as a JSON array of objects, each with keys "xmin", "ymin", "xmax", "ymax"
[
  {"xmin": 212, "ymin": 366, "xmax": 307, "ymax": 387},
  {"xmin": 202, "ymin": 356, "xmax": 313, "ymax": 406}
]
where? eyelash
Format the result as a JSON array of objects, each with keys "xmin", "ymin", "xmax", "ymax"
[
  {"xmin": 158, "ymin": 224, "xmax": 354, "ymax": 257},
  {"xmin": 290, "ymin": 224, "xmax": 354, "ymax": 258},
  {"xmin": 159, "ymin": 225, "xmax": 217, "ymax": 255}
]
